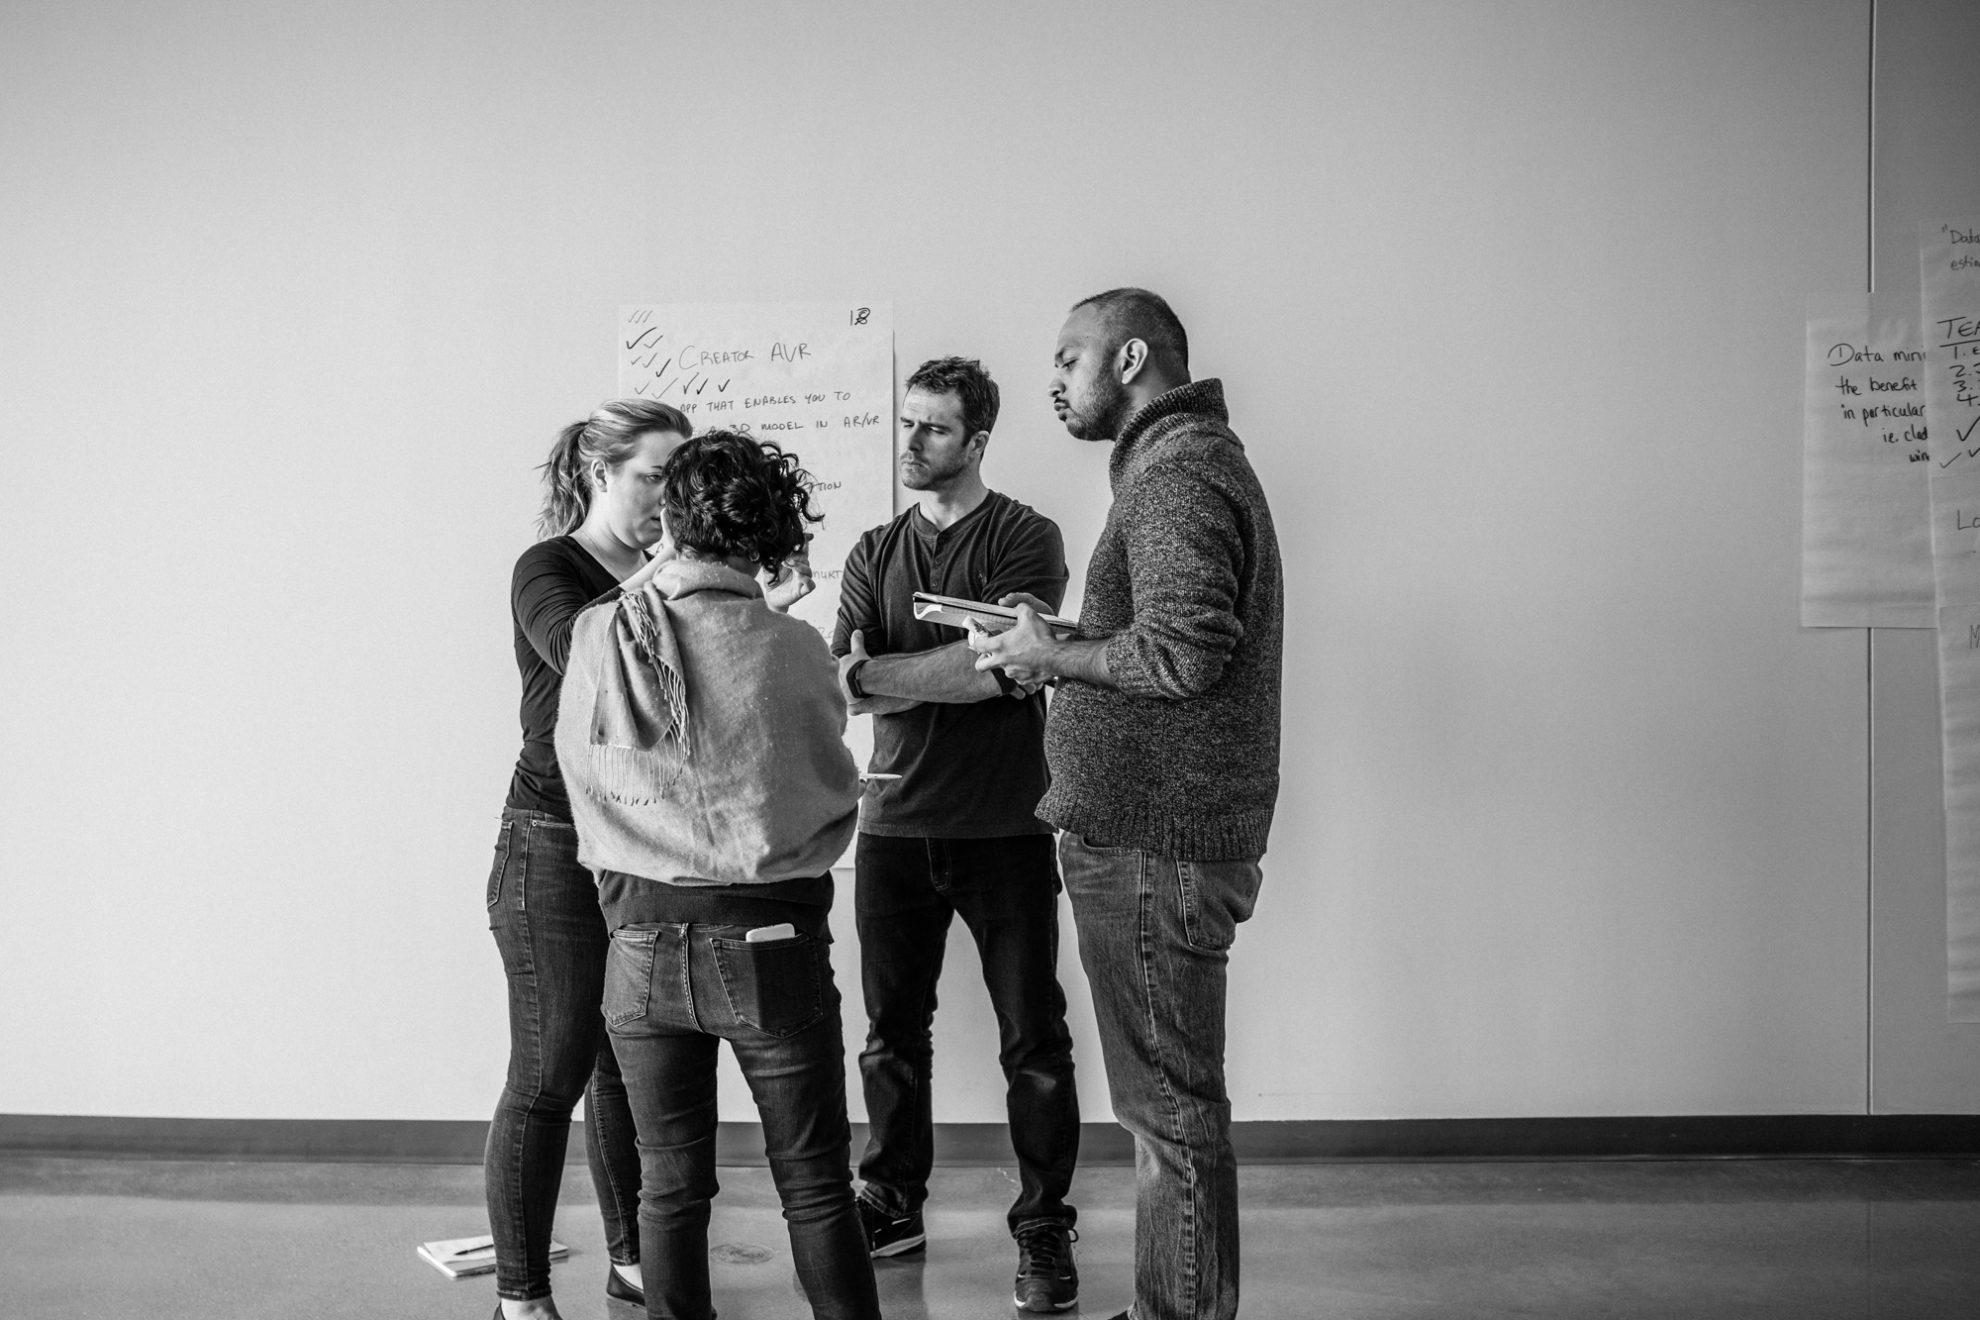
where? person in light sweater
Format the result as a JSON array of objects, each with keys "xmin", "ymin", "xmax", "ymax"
[{"xmin": 555, "ymin": 429, "xmax": 879, "ymax": 1320}]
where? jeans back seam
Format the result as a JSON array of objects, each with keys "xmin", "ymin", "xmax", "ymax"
[
  {"xmin": 678, "ymin": 927, "xmax": 699, "ymax": 1033},
  {"xmin": 586, "ymin": 1071, "xmax": 640, "ymax": 1266},
  {"xmin": 1138, "ymin": 851, "xmax": 1202, "ymax": 1317}
]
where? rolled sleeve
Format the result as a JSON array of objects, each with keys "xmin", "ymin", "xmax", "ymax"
[
  {"xmin": 831, "ymin": 535, "xmax": 881, "ymax": 658},
  {"xmin": 983, "ymin": 518, "xmax": 1069, "ymax": 614}
]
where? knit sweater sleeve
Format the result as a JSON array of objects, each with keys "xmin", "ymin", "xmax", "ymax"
[{"xmin": 1101, "ymin": 461, "xmax": 1246, "ymax": 699}]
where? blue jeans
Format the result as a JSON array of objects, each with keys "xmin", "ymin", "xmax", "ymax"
[
  {"xmin": 605, "ymin": 919, "xmax": 880, "ymax": 1320},
  {"xmin": 854, "ymin": 832, "xmax": 1079, "ymax": 1234},
  {"xmin": 484, "ymin": 807, "xmax": 642, "ymax": 1301},
  {"xmin": 1059, "ymin": 832, "xmax": 1264, "ymax": 1320}
]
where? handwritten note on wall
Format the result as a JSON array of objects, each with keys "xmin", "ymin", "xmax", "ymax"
[
  {"xmin": 1801, "ymin": 293, "xmax": 1933, "ymax": 627},
  {"xmin": 1923, "ymin": 227, "xmax": 1980, "ymax": 606},
  {"xmin": 616, "ymin": 303, "xmax": 895, "ymax": 644},
  {"xmin": 1920, "ymin": 220, "xmax": 1980, "ymax": 1020}
]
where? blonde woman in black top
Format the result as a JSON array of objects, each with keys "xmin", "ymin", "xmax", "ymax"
[{"xmin": 487, "ymin": 399, "xmax": 688, "ymax": 1320}]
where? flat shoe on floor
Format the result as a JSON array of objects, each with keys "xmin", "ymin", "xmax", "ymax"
[{"xmin": 606, "ymin": 1265, "xmax": 645, "ymax": 1306}]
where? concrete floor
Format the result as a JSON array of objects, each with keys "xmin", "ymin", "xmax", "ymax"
[{"xmin": 3, "ymin": 1156, "xmax": 1978, "ymax": 1319}]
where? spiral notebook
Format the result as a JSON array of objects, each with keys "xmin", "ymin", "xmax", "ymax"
[{"xmin": 417, "ymin": 1233, "xmax": 568, "ymax": 1279}]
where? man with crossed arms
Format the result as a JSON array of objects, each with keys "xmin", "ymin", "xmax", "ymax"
[{"xmin": 833, "ymin": 355, "xmax": 1083, "ymax": 1313}]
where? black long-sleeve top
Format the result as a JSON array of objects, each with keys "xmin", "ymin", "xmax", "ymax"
[{"xmin": 506, "ymin": 536, "xmax": 622, "ymax": 816}]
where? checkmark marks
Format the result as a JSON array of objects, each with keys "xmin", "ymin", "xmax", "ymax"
[{"xmin": 1959, "ymin": 415, "xmax": 1980, "ymax": 445}]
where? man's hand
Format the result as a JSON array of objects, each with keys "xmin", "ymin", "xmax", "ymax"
[
  {"xmin": 838, "ymin": 628, "xmax": 871, "ymax": 698},
  {"xmin": 971, "ymin": 594, "xmax": 1116, "ymax": 689},
  {"xmin": 997, "ymin": 591, "xmax": 1055, "ymax": 616},
  {"xmin": 1005, "ymin": 668, "xmax": 1052, "ymax": 695},
  {"xmin": 838, "ymin": 629, "xmax": 917, "ymax": 715},
  {"xmin": 981, "ymin": 593, "xmax": 1060, "ymax": 689},
  {"xmin": 968, "ymin": 605, "xmax": 1056, "ymax": 677}
]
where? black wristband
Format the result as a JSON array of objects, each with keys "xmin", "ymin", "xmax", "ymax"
[{"xmin": 844, "ymin": 657, "xmax": 870, "ymax": 699}]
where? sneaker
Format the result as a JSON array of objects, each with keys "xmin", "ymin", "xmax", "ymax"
[
  {"xmin": 856, "ymin": 1194, "xmax": 926, "ymax": 1257},
  {"xmin": 1013, "ymin": 1221, "xmax": 1079, "ymax": 1312}
]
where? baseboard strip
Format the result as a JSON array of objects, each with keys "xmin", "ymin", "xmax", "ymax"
[{"xmin": 4, "ymin": 1113, "xmax": 1977, "ymax": 1165}]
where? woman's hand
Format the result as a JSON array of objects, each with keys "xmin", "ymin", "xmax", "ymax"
[
  {"xmin": 764, "ymin": 543, "xmax": 816, "ymax": 613},
  {"xmin": 618, "ymin": 540, "xmax": 677, "ymax": 594}
]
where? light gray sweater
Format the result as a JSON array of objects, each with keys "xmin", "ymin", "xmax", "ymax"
[{"xmin": 555, "ymin": 558, "xmax": 858, "ymax": 886}]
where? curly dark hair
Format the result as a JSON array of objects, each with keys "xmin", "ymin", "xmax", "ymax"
[{"xmin": 659, "ymin": 429, "xmax": 822, "ymax": 567}]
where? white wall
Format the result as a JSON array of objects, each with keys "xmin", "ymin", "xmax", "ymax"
[{"xmin": 2, "ymin": 0, "xmax": 1948, "ymax": 1125}]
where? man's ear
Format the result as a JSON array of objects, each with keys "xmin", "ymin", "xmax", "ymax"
[
  {"xmin": 967, "ymin": 430, "xmax": 991, "ymax": 463},
  {"xmin": 1116, "ymin": 337, "xmax": 1150, "ymax": 385}
]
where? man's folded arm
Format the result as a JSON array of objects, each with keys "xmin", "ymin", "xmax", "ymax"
[{"xmin": 861, "ymin": 517, "xmax": 1069, "ymax": 704}]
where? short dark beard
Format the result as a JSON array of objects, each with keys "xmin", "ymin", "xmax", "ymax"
[
  {"xmin": 900, "ymin": 447, "xmax": 970, "ymax": 491},
  {"xmin": 1064, "ymin": 373, "xmax": 1131, "ymax": 442}
]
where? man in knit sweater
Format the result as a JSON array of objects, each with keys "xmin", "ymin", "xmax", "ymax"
[{"xmin": 970, "ymin": 289, "xmax": 1283, "ymax": 1320}]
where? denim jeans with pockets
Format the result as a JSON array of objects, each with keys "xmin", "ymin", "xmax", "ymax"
[
  {"xmin": 1059, "ymin": 831, "xmax": 1264, "ymax": 1320},
  {"xmin": 485, "ymin": 806, "xmax": 642, "ymax": 1301},
  {"xmin": 605, "ymin": 916, "xmax": 880, "ymax": 1320}
]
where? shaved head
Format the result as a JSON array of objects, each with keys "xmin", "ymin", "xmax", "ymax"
[{"xmin": 1069, "ymin": 287, "xmax": 1189, "ymax": 381}]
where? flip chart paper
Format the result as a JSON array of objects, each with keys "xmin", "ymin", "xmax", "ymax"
[
  {"xmin": 616, "ymin": 302, "xmax": 895, "ymax": 644},
  {"xmin": 1920, "ymin": 220, "xmax": 1980, "ymax": 1020},
  {"xmin": 1923, "ymin": 234, "xmax": 1980, "ymax": 607},
  {"xmin": 1800, "ymin": 293, "xmax": 1933, "ymax": 628}
]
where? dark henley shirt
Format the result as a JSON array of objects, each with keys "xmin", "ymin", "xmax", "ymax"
[{"xmin": 831, "ymin": 490, "xmax": 1067, "ymax": 839}]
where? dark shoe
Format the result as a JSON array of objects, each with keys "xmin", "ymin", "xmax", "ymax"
[
  {"xmin": 1013, "ymin": 1221, "xmax": 1079, "ymax": 1312},
  {"xmin": 606, "ymin": 1263, "xmax": 645, "ymax": 1306},
  {"xmin": 856, "ymin": 1193, "xmax": 926, "ymax": 1257}
]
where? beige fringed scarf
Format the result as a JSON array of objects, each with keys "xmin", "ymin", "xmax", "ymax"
[
  {"xmin": 587, "ymin": 586, "xmax": 691, "ymax": 805},
  {"xmin": 555, "ymin": 557, "xmax": 858, "ymax": 887}
]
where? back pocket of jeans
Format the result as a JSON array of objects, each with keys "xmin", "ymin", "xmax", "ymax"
[
  {"xmin": 604, "ymin": 927, "xmax": 659, "ymax": 1030},
  {"xmin": 711, "ymin": 935, "xmax": 826, "ymax": 1038},
  {"xmin": 485, "ymin": 820, "xmax": 515, "ymax": 910}
]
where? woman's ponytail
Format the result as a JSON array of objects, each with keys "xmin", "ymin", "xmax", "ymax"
[
  {"xmin": 534, "ymin": 399, "xmax": 691, "ymax": 540},
  {"xmin": 537, "ymin": 420, "xmax": 593, "ymax": 539}
]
